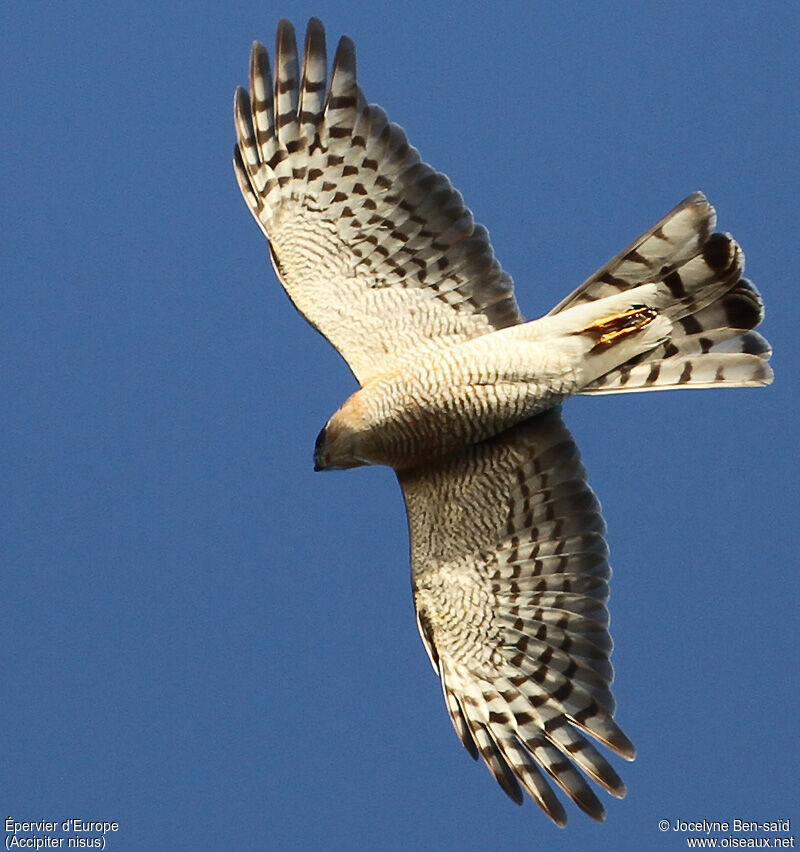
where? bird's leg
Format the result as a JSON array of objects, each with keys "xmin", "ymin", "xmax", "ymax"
[{"xmin": 580, "ymin": 306, "xmax": 659, "ymax": 351}]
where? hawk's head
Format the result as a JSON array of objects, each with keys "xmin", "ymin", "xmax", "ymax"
[{"xmin": 313, "ymin": 416, "xmax": 369, "ymax": 471}]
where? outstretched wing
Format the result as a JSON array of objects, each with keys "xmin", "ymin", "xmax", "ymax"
[
  {"xmin": 398, "ymin": 410, "xmax": 634, "ymax": 825},
  {"xmin": 233, "ymin": 19, "xmax": 522, "ymax": 384}
]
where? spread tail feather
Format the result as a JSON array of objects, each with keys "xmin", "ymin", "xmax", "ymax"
[
  {"xmin": 587, "ymin": 279, "xmax": 773, "ymax": 393},
  {"xmin": 550, "ymin": 193, "xmax": 773, "ymax": 394}
]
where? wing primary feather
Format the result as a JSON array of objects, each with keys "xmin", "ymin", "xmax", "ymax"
[
  {"xmin": 469, "ymin": 721, "xmax": 525, "ymax": 805},
  {"xmin": 326, "ymin": 34, "xmax": 357, "ymax": 113},
  {"xmin": 521, "ymin": 734, "xmax": 606, "ymax": 821},
  {"xmin": 232, "ymin": 144, "xmax": 263, "ymax": 227},
  {"xmin": 248, "ymin": 43, "xmax": 275, "ymax": 162},
  {"xmin": 299, "ymin": 18, "xmax": 327, "ymax": 138},
  {"xmin": 442, "ymin": 683, "xmax": 480, "ymax": 760},
  {"xmin": 274, "ymin": 21, "xmax": 300, "ymax": 146}
]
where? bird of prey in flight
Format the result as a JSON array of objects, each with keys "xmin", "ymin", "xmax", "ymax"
[{"xmin": 232, "ymin": 18, "xmax": 772, "ymax": 825}]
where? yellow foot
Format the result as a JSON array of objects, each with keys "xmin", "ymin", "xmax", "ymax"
[{"xmin": 582, "ymin": 307, "xmax": 658, "ymax": 350}]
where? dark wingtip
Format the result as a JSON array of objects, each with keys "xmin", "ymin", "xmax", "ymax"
[
  {"xmin": 303, "ymin": 18, "xmax": 326, "ymax": 56},
  {"xmin": 611, "ymin": 777, "xmax": 627, "ymax": 800},
  {"xmin": 507, "ymin": 783, "xmax": 525, "ymax": 806},
  {"xmin": 275, "ymin": 19, "xmax": 298, "ymax": 70},
  {"xmin": 276, "ymin": 19, "xmax": 296, "ymax": 41},
  {"xmin": 249, "ymin": 40, "xmax": 273, "ymax": 103},
  {"xmin": 232, "ymin": 143, "xmax": 243, "ymax": 172},
  {"xmin": 234, "ymin": 84, "xmax": 250, "ymax": 113},
  {"xmin": 616, "ymin": 733, "xmax": 637, "ymax": 761},
  {"xmin": 233, "ymin": 87, "xmax": 255, "ymax": 147},
  {"xmin": 333, "ymin": 34, "xmax": 356, "ymax": 76},
  {"xmin": 233, "ymin": 85, "xmax": 247, "ymax": 112},
  {"xmin": 549, "ymin": 800, "xmax": 568, "ymax": 828},
  {"xmin": 302, "ymin": 18, "xmax": 327, "ymax": 83}
]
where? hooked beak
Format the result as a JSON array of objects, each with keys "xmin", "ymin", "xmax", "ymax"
[
  {"xmin": 312, "ymin": 421, "xmax": 367, "ymax": 471},
  {"xmin": 313, "ymin": 426, "xmax": 327, "ymax": 472}
]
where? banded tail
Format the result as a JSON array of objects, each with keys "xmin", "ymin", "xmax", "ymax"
[{"xmin": 553, "ymin": 193, "xmax": 773, "ymax": 394}]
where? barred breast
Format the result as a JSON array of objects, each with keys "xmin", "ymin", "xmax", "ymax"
[{"xmin": 322, "ymin": 335, "xmax": 585, "ymax": 470}]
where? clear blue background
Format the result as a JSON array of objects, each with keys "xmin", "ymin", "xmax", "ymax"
[{"xmin": 3, "ymin": 1, "xmax": 798, "ymax": 849}]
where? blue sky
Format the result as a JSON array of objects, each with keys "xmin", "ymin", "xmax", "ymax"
[{"xmin": 3, "ymin": 1, "xmax": 798, "ymax": 849}]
